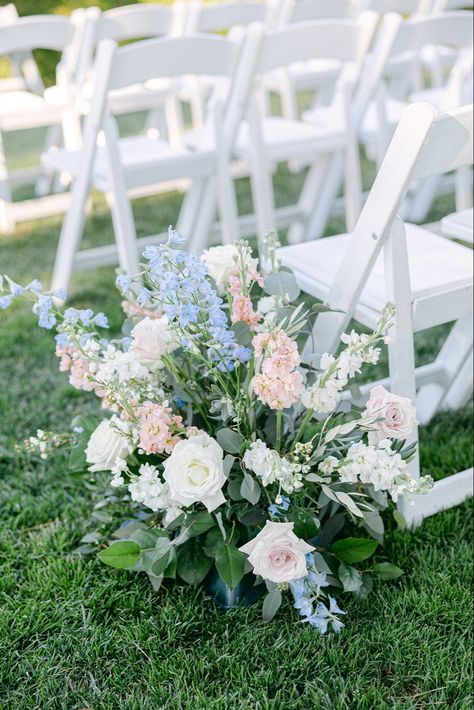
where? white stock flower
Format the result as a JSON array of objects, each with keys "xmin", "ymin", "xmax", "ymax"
[
  {"xmin": 96, "ymin": 346, "xmax": 151, "ymax": 385},
  {"xmin": 130, "ymin": 316, "xmax": 176, "ymax": 370},
  {"xmin": 257, "ymin": 295, "xmax": 278, "ymax": 315},
  {"xmin": 129, "ymin": 463, "xmax": 171, "ymax": 512},
  {"xmin": 163, "ymin": 432, "xmax": 226, "ymax": 512},
  {"xmin": 301, "ymin": 378, "xmax": 339, "ymax": 413},
  {"xmin": 243, "ymin": 440, "xmax": 303, "ymax": 493},
  {"xmin": 86, "ymin": 419, "xmax": 130, "ymax": 472},
  {"xmin": 201, "ymin": 244, "xmax": 258, "ymax": 292},
  {"xmin": 363, "ymin": 385, "xmax": 417, "ymax": 444},
  {"xmin": 239, "ymin": 521, "xmax": 314, "ymax": 583}
]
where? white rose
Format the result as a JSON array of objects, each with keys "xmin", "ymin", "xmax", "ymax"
[
  {"xmin": 201, "ymin": 245, "xmax": 258, "ymax": 293},
  {"xmin": 363, "ymin": 385, "xmax": 417, "ymax": 444},
  {"xmin": 86, "ymin": 419, "xmax": 130, "ymax": 472},
  {"xmin": 130, "ymin": 316, "xmax": 176, "ymax": 370},
  {"xmin": 239, "ymin": 521, "xmax": 314, "ymax": 583},
  {"xmin": 163, "ymin": 432, "xmax": 226, "ymax": 512}
]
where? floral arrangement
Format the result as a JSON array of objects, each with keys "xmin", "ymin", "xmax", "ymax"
[{"xmin": 1, "ymin": 231, "xmax": 433, "ymax": 633}]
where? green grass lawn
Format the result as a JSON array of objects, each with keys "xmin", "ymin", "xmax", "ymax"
[{"xmin": 0, "ymin": 16, "xmax": 473, "ymax": 704}]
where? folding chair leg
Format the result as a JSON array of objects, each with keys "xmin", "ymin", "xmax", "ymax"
[
  {"xmin": 384, "ymin": 217, "xmax": 420, "ymax": 480},
  {"xmin": 106, "ymin": 189, "xmax": 140, "ymax": 275},
  {"xmin": 35, "ymin": 124, "xmax": 63, "ymax": 197},
  {"xmin": 286, "ymin": 159, "xmax": 329, "ymax": 245},
  {"xmin": 416, "ymin": 315, "xmax": 473, "ymax": 425},
  {"xmin": 187, "ymin": 177, "xmax": 219, "ymax": 254},
  {"xmin": 455, "ymin": 166, "xmax": 473, "ymax": 211},
  {"xmin": 302, "ymin": 152, "xmax": 343, "ymax": 242},
  {"xmin": 50, "ymin": 171, "xmax": 91, "ymax": 293},
  {"xmin": 0, "ymin": 131, "xmax": 14, "ymax": 234},
  {"xmin": 177, "ymin": 180, "xmax": 207, "ymax": 242},
  {"xmin": 343, "ymin": 134, "xmax": 362, "ymax": 232}
]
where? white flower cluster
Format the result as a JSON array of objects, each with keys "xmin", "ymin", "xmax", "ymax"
[
  {"xmin": 301, "ymin": 333, "xmax": 381, "ymax": 414},
  {"xmin": 321, "ymin": 440, "xmax": 433, "ymax": 502},
  {"xmin": 128, "ymin": 464, "xmax": 182, "ymax": 525},
  {"xmin": 94, "ymin": 345, "xmax": 165, "ymax": 406},
  {"xmin": 243, "ymin": 440, "xmax": 304, "ymax": 494}
]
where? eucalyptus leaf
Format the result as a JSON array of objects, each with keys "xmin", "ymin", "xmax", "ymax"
[
  {"xmin": 231, "ymin": 321, "xmax": 253, "ymax": 346},
  {"xmin": 223, "ymin": 455, "xmax": 236, "ymax": 476},
  {"xmin": 338, "ymin": 562, "xmax": 363, "ymax": 593},
  {"xmin": 354, "ymin": 572, "xmax": 373, "ymax": 599},
  {"xmin": 262, "ymin": 588, "xmax": 282, "ymax": 622},
  {"xmin": 240, "ymin": 472, "xmax": 261, "ymax": 505},
  {"xmin": 264, "ymin": 271, "xmax": 300, "ymax": 302},
  {"xmin": 203, "ymin": 527, "xmax": 226, "ymax": 558},
  {"xmin": 216, "ymin": 428, "xmax": 244, "ymax": 454}
]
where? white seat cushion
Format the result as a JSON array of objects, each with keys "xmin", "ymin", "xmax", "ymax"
[
  {"xmin": 42, "ymin": 135, "xmax": 215, "ymax": 191},
  {"xmin": 0, "ymin": 90, "xmax": 64, "ymax": 130},
  {"xmin": 441, "ymin": 208, "xmax": 474, "ymax": 243},
  {"xmin": 278, "ymin": 223, "xmax": 473, "ymax": 326},
  {"xmin": 185, "ymin": 112, "xmax": 345, "ymax": 163}
]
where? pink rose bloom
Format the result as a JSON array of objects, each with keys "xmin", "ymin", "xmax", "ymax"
[
  {"xmin": 240, "ymin": 521, "xmax": 314, "ymax": 583},
  {"xmin": 130, "ymin": 316, "xmax": 176, "ymax": 370},
  {"xmin": 363, "ymin": 385, "xmax": 417, "ymax": 444}
]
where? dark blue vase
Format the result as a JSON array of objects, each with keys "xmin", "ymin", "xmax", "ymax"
[{"xmin": 204, "ymin": 568, "xmax": 266, "ymax": 610}]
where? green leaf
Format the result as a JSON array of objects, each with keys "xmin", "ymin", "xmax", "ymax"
[
  {"xmin": 176, "ymin": 538, "xmax": 213, "ymax": 585},
  {"xmin": 231, "ymin": 321, "xmax": 252, "ymax": 346},
  {"xmin": 215, "ymin": 544, "xmax": 246, "ymax": 589},
  {"xmin": 203, "ymin": 527, "xmax": 226, "ymax": 558},
  {"xmin": 130, "ymin": 528, "xmax": 161, "ymax": 549},
  {"xmin": 223, "ymin": 455, "xmax": 236, "ymax": 476},
  {"xmin": 362, "ymin": 511, "xmax": 385, "ymax": 543},
  {"xmin": 216, "ymin": 428, "xmax": 244, "ymax": 454},
  {"xmin": 240, "ymin": 472, "xmax": 261, "ymax": 505},
  {"xmin": 236, "ymin": 506, "xmax": 266, "ymax": 527},
  {"xmin": 98, "ymin": 541, "xmax": 140, "ymax": 570},
  {"xmin": 373, "ymin": 562, "xmax": 404, "ymax": 581},
  {"xmin": 227, "ymin": 476, "xmax": 243, "ymax": 501},
  {"xmin": 148, "ymin": 573, "xmax": 163, "ymax": 592},
  {"xmin": 111, "ymin": 522, "xmax": 148, "ymax": 539},
  {"xmin": 69, "ymin": 415, "xmax": 100, "ymax": 471},
  {"xmin": 310, "ymin": 303, "xmax": 343, "ymax": 314},
  {"xmin": 264, "ymin": 271, "xmax": 300, "ymax": 302},
  {"xmin": 312, "ymin": 551, "xmax": 333, "ymax": 574},
  {"xmin": 338, "ymin": 562, "xmax": 363, "ymax": 593},
  {"xmin": 332, "ymin": 537, "xmax": 378, "ymax": 563},
  {"xmin": 335, "ymin": 491, "xmax": 364, "ymax": 518},
  {"xmin": 151, "ymin": 543, "xmax": 175, "ymax": 578},
  {"xmin": 184, "ymin": 510, "xmax": 216, "ymax": 539},
  {"xmin": 262, "ymin": 588, "xmax": 282, "ymax": 622},
  {"xmin": 292, "ymin": 514, "xmax": 320, "ymax": 540}
]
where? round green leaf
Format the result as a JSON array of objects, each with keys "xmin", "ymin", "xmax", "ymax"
[
  {"xmin": 215, "ymin": 544, "xmax": 246, "ymax": 589},
  {"xmin": 216, "ymin": 428, "xmax": 244, "ymax": 454},
  {"xmin": 97, "ymin": 541, "xmax": 140, "ymax": 570},
  {"xmin": 332, "ymin": 537, "xmax": 378, "ymax": 563}
]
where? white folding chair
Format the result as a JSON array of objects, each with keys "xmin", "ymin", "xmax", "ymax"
[
  {"xmin": 0, "ymin": 13, "xmax": 87, "ymax": 234},
  {"xmin": 230, "ymin": 14, "xmax": 378, "ymax": 250},
  {"xmin": 75, "ymin": 2, "xmax": 188, "ymax": 131},
  {"xmin": 46, "ymin": 31, "xmax": 256, "ymax": 293},
  {"xmin": 278, "ymin": 102, "xmax": 473, "ymax": 525},
  {"xmin": 268, "ymin": 0, "xmax": 363, "ymax": 121}
]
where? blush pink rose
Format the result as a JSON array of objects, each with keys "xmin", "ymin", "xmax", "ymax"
[
  {"xmin": 239, "ymin": 521, "xmax": 314, "ymax": 583},
  {"xmin": 363, "ymin": 385, "xmax": 417, "ymax": 444},
  {"xmin": 130, "ymin": 316, "xmax": 176, "ymax": 370}
]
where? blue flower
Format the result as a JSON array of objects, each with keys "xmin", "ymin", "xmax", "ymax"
[
  {"xmin": 55, "ymin": 333, "xmax": 70, "ymax": 348},
  {"xmin": 52, "ymin": 287, "xmax": 67, "ymax": 301},
  {"xmin": 0, "ymin": 295, "xmax": 12, "ymax": 309},
  {"xmin": 93, "ymin": 312, "xmax": 109, "ymax": 328},
  {"xmin": 9, "ymin": 280, "xmax": 23, "ymax": 297},
  {"xmin": 115, "ymin": 274, "xmax": 132, "ymax": 294},
  {"xmin": 25, "ymin": 279, "xmax": 42, "ymax": 293}
]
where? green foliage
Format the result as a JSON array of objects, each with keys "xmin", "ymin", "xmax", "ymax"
[
  {"xmin": 215, "ymin": 544, "xmax": 246, "ymax": 589},
  {"xmin": 216, "ymin": 427, "xmax": 244, "ymax": 454},
  {"xmin": 97, "ymin": 540, "xmax": 141, "ymax": 569},
  {"xmin": 332, "ymin": 537, "xmax": 378, "ymax": 563}
]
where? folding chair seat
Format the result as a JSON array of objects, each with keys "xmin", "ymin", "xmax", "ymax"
[
  {"xmin": 47, "ymin": 31, "xmax": 256, "ymax": 293},
  {"xmin": 280, "ymin": 223, "xmax": 473, "ymax": 329},
  {"xmin": 278, "ymin": 102, "xmax": 473, "ymax": 526}
]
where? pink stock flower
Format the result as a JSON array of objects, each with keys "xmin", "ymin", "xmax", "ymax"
[
  {"xmin": 136, "ymin": 401, "xmax": 183, "ymax": 455},
  {"xmin": 231, "ymin": 295, "xmax": 261, "ymax": 327},
  {"xmin": 252, "ymin": 370, "xmax": 304, "ymax": 410},
  {"xmin": 251, "ymin": 328, "xmax": 303, "ymax": 409},
  {"xmin": 55, "ymin": 345, "xmax": 96, "ymax": 392}
]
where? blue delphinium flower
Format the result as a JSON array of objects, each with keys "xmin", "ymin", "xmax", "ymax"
[
  {"xmin": 33, "ymin": 295, "xmax": 56, "ymax": 330},
  {"xmin": 142, "ymin": 239, "xmax": 242, "ymax": 372},
  {"xmin": 115, "ymin": 274, "xmax": 132, "ymax": 294},
  {"xmin": 289, "ymin": 555, "xmax": 346, "ymax": 634},
  {"xmin": 92, "ymin": 312, "xmax": 109, "ymax": 328}
]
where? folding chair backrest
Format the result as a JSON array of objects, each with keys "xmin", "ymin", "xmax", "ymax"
[
  {"xmin": 363, "ymin": 0, "xmax": 430, "ymax": 13},
  {"xmin": 0, "ymin": 15, "xmax": 75, "ymax": 55},
  {"xmin": 253, "ymin": 14, "xmax": 378, "ymax": 73},
  {"xmin": 389, "ymin": 11, "xmax": 473, "ymax": 57},
  {"xmin": 432, "ymin": 0, "xmax": 474, "ymax": 10},
  {"xmin": 0, "ymin": 3, "xmax": 17, "ymax": 24},
  {"xmin": 94, "ymin": 4, "xmax": 180, "ymax": 42},
  {"xmin": 186, "ymin": 1, "xmax": 268, "ymax": 33},
  {"xmin": 283, "ymin": 0, "xmax": 359, "ymax": 23},
  {"xmin": 312, "ymin": 102, "xmax": 474, "ymax": 353}
]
